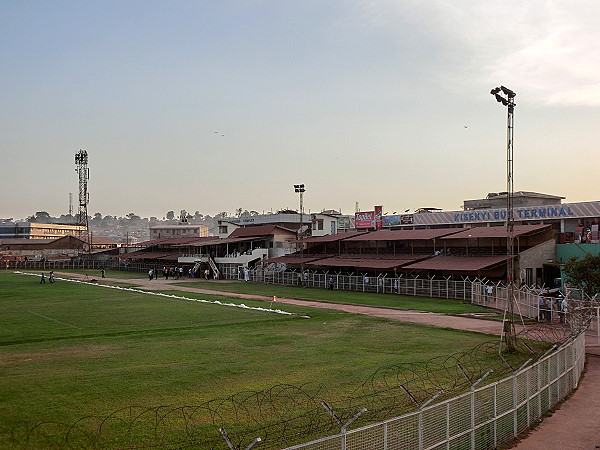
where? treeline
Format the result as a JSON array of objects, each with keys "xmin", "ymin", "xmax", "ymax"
[
  {"xmin": 23, "ymin": 210, "xmax": 220, "ymax": 242},
  {"xmin": 21, "ymin": 208, "xmax": 282, "ymax": 242}
]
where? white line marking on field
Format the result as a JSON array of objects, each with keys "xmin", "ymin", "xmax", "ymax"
[
  {"xmin": 15, "ymin": 272, "xmax": 295, "ymax": 316},
  {"xmin": 26, "ymin": 310, "xmax": 81, "ymax": 329}
]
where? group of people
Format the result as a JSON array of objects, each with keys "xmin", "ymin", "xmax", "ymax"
[
  {"xmin": 297, "ymin": 271, "xmax": 309, "ymax": 286},
  {"xmin": 160, "ymin": 266, "xmax": 186, "ymax": 280},
  {"xmin": 39, "ymin": 271, "xmax": 55, "ymax": 283},
  {"xmin": 538, "ymin": 295, "xmax": 568, "ymax": 324}
]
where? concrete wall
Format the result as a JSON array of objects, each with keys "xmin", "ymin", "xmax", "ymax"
[{"xmin": 518, "ymin": 239, "xmax": 556, "ymax": 285}]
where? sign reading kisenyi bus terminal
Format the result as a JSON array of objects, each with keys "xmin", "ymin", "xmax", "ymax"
[
  {"xmin": 382, "ymin": 201, "xmax": 600, "ymax": 227},
  {"xmin": 453, "ymin": 205, "xmax": 575, "ymax": 222}
]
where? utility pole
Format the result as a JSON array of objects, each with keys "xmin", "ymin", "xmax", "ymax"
[{"xmin": 294, "ymin": 184, "xmax": 306, "ymax": 284}]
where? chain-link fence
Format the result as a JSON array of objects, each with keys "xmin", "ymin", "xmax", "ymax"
[
  {"xmin": 6, "ymin": 259, "xmax": 162, "ymax": 274},
  {"xmin": 6, "ymin": 259, "xmax": 112, "ymax": 271},
  {"xmin": 284, "ymin": 332, "xmax": 585, "ymax": 450},
  {"xmin": 471, "ymin": 281, "xmax": 600, "ymax": 340},
  {"xmin": 238, "ymin": 268, "xmax": 475, "ymax": 301}
]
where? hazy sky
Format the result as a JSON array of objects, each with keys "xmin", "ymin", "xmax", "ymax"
[{"xmin": 2, "ymin": 0, "xmax": 599, "ymax": 220}]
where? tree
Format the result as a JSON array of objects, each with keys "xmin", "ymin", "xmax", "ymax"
[
  {"xmin": 563, "ymin": 253, "xmax": 600, "ymax": 298},
  {"xmin": 32, "ymin": 211, "xmax": 53, "ymax": 223},
  {"xmin": 166, "ymin": 211, "xmax": 175, "ymax": 221}
]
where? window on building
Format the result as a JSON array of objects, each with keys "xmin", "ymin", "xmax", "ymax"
[{"xmin": 219, "ymin": 226, "xmax": 228, "ymax": 234}]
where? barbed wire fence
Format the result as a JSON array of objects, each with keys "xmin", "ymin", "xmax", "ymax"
[{"xmin": 7, "ymin": 322, "xmax": 580, "ymax": 450}]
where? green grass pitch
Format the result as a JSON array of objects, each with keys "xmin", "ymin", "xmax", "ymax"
[{"xmin": 0, "ymin": 271, "xmax": 534, "ymax": 448}]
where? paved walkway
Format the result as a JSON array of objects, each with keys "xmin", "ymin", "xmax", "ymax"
[
  {"xmin": 513, "ymin": 346, "xmax": 600, "ymax": 449},
  {"xmin": 53, "ymin": 272, "xmax": 600, "ymax": 448}
]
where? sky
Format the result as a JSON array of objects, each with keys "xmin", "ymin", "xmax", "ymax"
[{"xmin": 2, "ymin": 0, "xmax": 600, "ymax": 220}]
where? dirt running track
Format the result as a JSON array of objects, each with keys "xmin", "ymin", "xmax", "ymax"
[{"xmin": 53, "ymin": 272, "xmax": 600, "ymax": 448}]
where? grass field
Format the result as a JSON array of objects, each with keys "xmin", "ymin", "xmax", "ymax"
[{"xmin": 0, "ymin": 271, "xmax": 541, "ymax": 448}]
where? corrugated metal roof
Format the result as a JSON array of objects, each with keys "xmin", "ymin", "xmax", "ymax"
[
  {"xmin": 118, "ymin": 251, "xmax": 180, "ymax": 261},
  {"xmin": 172, "ymin": 237, "xmax": 231, "ymax": 247},
  {"xmin": 303, "ymin": 231, "xmax": 369, "ymax": 243},
  {"xmin": 308, "ymin": 254, "xmax": 430, "ymax": 269},
  {"xmin": 0, "ymin": 238, "xmax": 57, "ymax": 245},
  {"xmin": 441, "ymin": 224, "xmax": 550, "ymax": 240},
  {"xmin": 265, "ymin": 254, "xmax": 332, "ymax": 264},
  {"xmin": 229, "ymin": 225, "xmax": 295, "ymax": 238},
  {"xmin": 137, "ymin": 237, "xmax": 219, "ymax": 246},
  {"xmin": 403, "ymin": 255, "xmax": 508, "ymax": 271},
  {"xmin": 345, "ymin": 228, "xmax": 463, "ymax": 242},
  {"xmin": 87, "ymin": 237, "xmax": 120, "ymax": 244},
  {"xmin": 216, "ymin": 236, "xmax": 267, "ymax": 244}
]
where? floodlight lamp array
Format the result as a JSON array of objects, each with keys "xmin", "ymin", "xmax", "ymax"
[{"xmin": 490, "ymin": 86, "xmax": 516, "ymax": 107}]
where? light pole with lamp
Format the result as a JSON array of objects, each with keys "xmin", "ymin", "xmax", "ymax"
[
  {"xmin": 490, "ymin": 85, "xmax": 517, "ymax": 352},
  {"xmin": 294, "ymin": 184, "xmax": 306, "ymax": 285}
]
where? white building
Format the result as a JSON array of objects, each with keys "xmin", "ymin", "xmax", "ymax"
[{"xmin": 149, "ymin": 224, "xmax": 209, "ymax": 240}]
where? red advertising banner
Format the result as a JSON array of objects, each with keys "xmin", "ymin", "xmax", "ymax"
[
  {"xmin": 374, "ymin": 205, "xmax": 383, "ymax": 230},
  {"xmin": 355, "ymin": 210, "xmax": 375, "ymax": 228}
]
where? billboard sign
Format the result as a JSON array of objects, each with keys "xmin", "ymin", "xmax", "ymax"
[
  {"xmin": 355, "ymin": 211, "xmax": 375, "ymax": 228},
  {"xmin": 374, "ymin": 205, "xmax": 383, "ymax": 230},
  {"xmin": 337, "ymin": 216, "xmax": 355, "ymax": 230}
]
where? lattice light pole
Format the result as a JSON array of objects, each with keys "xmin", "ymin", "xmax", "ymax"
[
  {"xmin": 490, "ymin": 86, "xmax": 517, "ymax": 351},
  {"xmin": 294, "ymin": 184, "xmax": 306, "ymax": 282},
  {"xmin": 75, "ymin": 149, "xmax": 90, "ymax": 247}
]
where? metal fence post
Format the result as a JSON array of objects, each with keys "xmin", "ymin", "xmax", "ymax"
[
  {"xmin": 418, "ymin": 409, "xmax": 423, "ymax": 450},
  {"xmin": 470, "ymin": 388, "xmax": 475, "ymax": 449},
  {"xmin": 512, "ymin": 374, "xmax": 518, "ymax": 438},
  {"xmin": 383, "ymin": 421, "xmax": 388, "ymax": 449},
  {"xmin": 537, "ymin": 361, "xmax": 542, "ymax": 419},
  {"xmin": 321, "ymin": 401, "xmax": 366, "ymax": 450},
  {"xmin": 493, "ymin": 384, "xmax": 497, "ymax": 448},
  {"xmin": 526, "ymin": 368, "xmax": 530, "ymax": 428},
  {"xmin": 446, "ymin": 402, "xmax": 450, "ymax": 450},
  {"xmin": 219, "ymin": 427, "xmax": 261, "ymax": 450}
]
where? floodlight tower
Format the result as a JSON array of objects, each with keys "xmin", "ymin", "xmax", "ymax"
[
  {"xmin": 294, "ymin": 184, "xmax": 306, "ymax": 282},
  {"xmin": 490, "ymin": 86, "xmax": 517, "ymax": 351},
  {"xmin": 75, "ymin": 150, "xmax": 90, "ymax": 244}
]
